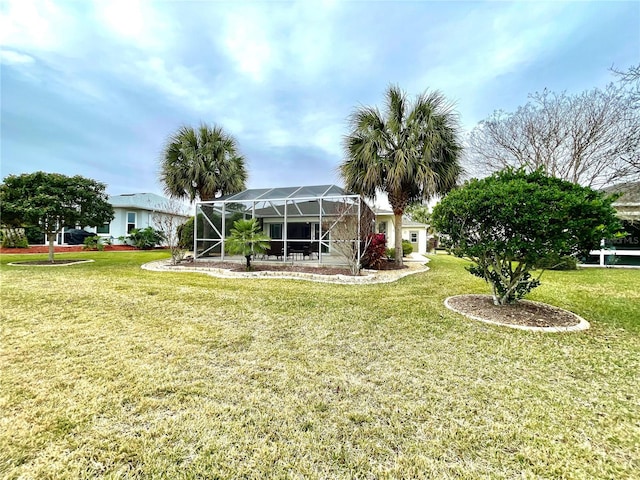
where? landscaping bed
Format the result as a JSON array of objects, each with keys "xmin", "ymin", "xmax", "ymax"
[
  {"xmin": 177, "ymin": 259, "xmax": 407, "ymax": 276},
  {"xmin": 0, "ymin": 245, "xmax": 137, "ymax": 254}
]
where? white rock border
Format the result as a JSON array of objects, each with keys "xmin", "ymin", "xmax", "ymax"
[
  {"xmin": 444, "ymin": 294, "xmax": 590, "ymax": 332},
  {"xmin": 142, "ymin": 259, "xmax": 429, "ymax": 285},
  {"xmin": 7, "ymin": 259, "xmax": 95, "ymax": 267}
]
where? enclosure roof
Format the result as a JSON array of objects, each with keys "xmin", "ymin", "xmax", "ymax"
[{"xmin": 212, "ymin": 184, "xmax": 354, "ymax": 203}]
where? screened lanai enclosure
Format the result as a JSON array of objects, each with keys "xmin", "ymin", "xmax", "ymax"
[{"xmin": 194, "ymin": 185, "xmax": 375, "ymax": 266}]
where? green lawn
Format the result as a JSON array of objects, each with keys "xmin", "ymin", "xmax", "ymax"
[{"xmin": 1, "ymin": 251, "xmax": 638, "ymax": 479}]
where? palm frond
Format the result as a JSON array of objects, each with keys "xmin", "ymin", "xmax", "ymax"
[{"xmin": 159, "ymin": 123, "xmax": 248, "ymax": 202}]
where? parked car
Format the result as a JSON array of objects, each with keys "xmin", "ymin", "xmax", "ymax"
[{"xmin": 64, "ymin": 229, "xmax": 96, "ymax": 245}]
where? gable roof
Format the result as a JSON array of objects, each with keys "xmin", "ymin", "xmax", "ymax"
[{"xmin": 603, "ymin": 181, "xmax": 640, "ymax": 205}]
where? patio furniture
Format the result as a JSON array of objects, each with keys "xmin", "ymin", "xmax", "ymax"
[{"xmin": 264, "ymin": 241, "xmax": 284, "ymax": 260}]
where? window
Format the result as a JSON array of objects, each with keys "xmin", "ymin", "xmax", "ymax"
[
  {"xmin": 127, "ymin": 212, "xmax": 136, "ymax": 233},
  {"xmin": 269, "ymin": 223, "xmax": 283, "ymax": 239},
  {"xmin": 96, "ymin": 223, "xmax": 110, "ymax": 234},
  {"xmin": 378, "ymin": 222, "xmax": 387, "ymax": 234},
  {"xmin": 410, "ymin": 231, "xmax": 418, "ymax": 243}
]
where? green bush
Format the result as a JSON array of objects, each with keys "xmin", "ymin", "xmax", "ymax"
[
  {"xmin": 432, "ymin": 168, "xmax": 621, "ymax": 305},
  {"xmin": 123, "ymin": 227, "xmax": 165, "ymax": 250},
  {"xmin": 178, "ymin": 217, "xmax": 195, "ymax": 249},
  {"xmin": 1, "ymin": 228, "xmax": 29, "ymax": 248},
  {"xmin": 82, "ymin": 235, "xmax": 104, "ymax": 251},
  {"xmin": 386, "ymin": 242, "xmax": 413, "ymax": 258},
  {"xmin": 402, "ymin": 240, "xmax": 413, "ymax": 256},
  {"xmin": 24, "ymin": 226, "xmax": 45, "ymax": 244}
]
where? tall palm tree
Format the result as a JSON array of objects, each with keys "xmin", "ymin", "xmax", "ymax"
[
  {"xmin": 160, "ymin": 123, "xmax": 248, "ymax": 202},
  {"xmin": 340, "ymin": 85, "xmax": 463, "ymax": 266}
]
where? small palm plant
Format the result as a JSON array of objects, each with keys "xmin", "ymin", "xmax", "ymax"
[{"xmin": 225, "ymin": 218, "xmax": 270, "ymax": 270}]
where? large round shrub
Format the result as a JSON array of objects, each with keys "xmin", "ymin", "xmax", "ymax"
[{"xmin": 432, "ymin": 168, "xmax": 622, "ymax": 305}]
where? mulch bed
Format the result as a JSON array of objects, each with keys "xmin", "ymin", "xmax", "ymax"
[
  {"xmin": 0, "ymin": 245, "xmax": 138, "ymax": 254},
  {"xmin": 177, "ymin": 260, "xmax": 408, "ymax": 276},
  {"xmin": 447, "ymin": 294, "xmax": 581, "ymax": 328},
  {"xmin": 9, "ymin": 259, "xmax": 90, "ymax": 266}
]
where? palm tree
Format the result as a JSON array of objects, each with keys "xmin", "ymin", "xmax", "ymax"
[
  {"xmin": 160, "ymin": 123, "xmax": 248, "ymax": 202},
  {"xmin": 225, "ymin": 219, "xmax": 271, "ymax": 270},
  {"xmin": 340, "ymin": 85, "xmax": 463, "ymax": 266}
]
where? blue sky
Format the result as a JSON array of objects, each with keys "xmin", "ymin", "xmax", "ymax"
[{"xmin": 1, "ymin": 0, "xmax": 638, "ymax": 198}]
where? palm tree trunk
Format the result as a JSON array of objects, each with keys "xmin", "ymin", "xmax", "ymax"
[
  {"xmin": 393, "ymin": 212, "xmax": 403, "ymax": 267},
  {"xmin": 388, "ymin": 190, "xmax": 408, "ymax": 267}
]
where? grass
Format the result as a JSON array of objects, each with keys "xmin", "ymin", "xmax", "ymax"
[{"xmin": 1, "ymin": 251, "xmax": 638, "ymax": 479}]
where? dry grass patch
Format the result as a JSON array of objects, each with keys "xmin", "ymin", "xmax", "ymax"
[{"xmin": 1, "ymin": 251, "xmax": 639, "ymax": 478}]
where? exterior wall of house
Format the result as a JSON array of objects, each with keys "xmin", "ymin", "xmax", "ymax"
[
  {"xmin": 103, "ymin": 208, "xmax": 188, "ymax": 245},
  {"xmin": 375, "ymin": 214, "xmax": 429, "ymax": 255},
  {"xmin": 376, "ymin": 214, "xmax": 396, "ymax": 251},
  {"xmin": 98, "ymin": 208, "xmax": 156, "ymax": 243},
  {"xmin": 401, "ymin": 227, "xmax": 428, "ymax": 254},
  {"xmin": 57, "ymin": 207, "xmax": 188, "ymax": 246}
]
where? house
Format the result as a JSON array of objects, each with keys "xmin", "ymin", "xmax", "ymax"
[
  {"xmin": 98, "ymin": 193, "xmax": 189, "ymax": 244},
  {"xmin": 58, "ymin": 193, "xmax": 189, "ymax": 245},
  {"xmin": 587, "ymin": 181, "xmax": 640, "ymax": 266},
  {"xmin": 372, "ymin": 207, "xmax": 430, "ymax": 255}
]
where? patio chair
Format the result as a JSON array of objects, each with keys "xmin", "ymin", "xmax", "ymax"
[
  {"xmin": 264, "ymin": 241, "xmax": 284, "ymax": 260},
  {"xmin": 308, "ymin": 241, "xmax": 319, "ymax": 260}
]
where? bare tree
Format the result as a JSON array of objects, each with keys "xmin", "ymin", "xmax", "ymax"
[
  {"xmin": 468, "ymin": 83, "xmax": 640, "ymax": 188},
  {"xmin": 152, "ymin": 200, "xmax": 190, "ymax": 265},
  {"xmin": 611, "ymin": 63, "xmax": 640, "ymax": 104},
  {"xmin": 323, "ymin": 201, "xmax": 375, "ymax": 276}
]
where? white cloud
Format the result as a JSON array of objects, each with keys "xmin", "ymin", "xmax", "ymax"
[
  {"xmin": 0, "ymin": 49, "xmax": 35, "ymax": 65},
  {"xmin": 131, "ymin": 56, "xmax": 216, "ymax": 112},
  {"xmin": 221, "ymin": 8, "xmax": 276, "ymax": 83},
  {"xmin": 91, "ymin": 0, "xmax": 172, "ymax": 51},
  {"xmin": 0, "ymin": 0, "xmax": 71, "ymax": 53}
]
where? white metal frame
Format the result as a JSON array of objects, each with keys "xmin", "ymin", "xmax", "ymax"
[{"xmin": 194, "ymin": 186, "xmax": 372, "ymax": 265}]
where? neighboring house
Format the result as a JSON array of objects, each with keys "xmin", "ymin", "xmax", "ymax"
[
  {"xmin": 58, "ymin": 193, "xmax": 189, "ymax": 245},
  {"xmin": 588, "ymin": 181, "xmax": 640, "ymax": 266},
  {"xmin": 604, "ymin": 180, "xmax": 640, "ymax": 223},
  {"xmin": 373, "ymin": 207, "xmax": 430, "ymax": 255}
]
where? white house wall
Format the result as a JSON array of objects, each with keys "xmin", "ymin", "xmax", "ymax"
[{"xmin": 375, "ymin": 214, "xmax": 429, "ymax": 254}]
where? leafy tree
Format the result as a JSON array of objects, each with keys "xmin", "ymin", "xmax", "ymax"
[
  {"xmin": 468, "ymin": 81, "xmax": 640, "ymax": 188},
  {"xmin": 225, "ymin": 218, "xmax": 270, "ymax": 270},
  {"xmin": 405, "ymin": 203, "xmax": 431, "ymax": 224},
  {"xmin": 0, "ymin": 172, "xmax": 114, "ymax": 262},
  {"xmin": 340, "ymin": 85, "xmax": 462, "ymax": 266},
  {"xmin": 431, "ymin": 169, "xmax": 622, "ymax": 305},
  {"xmin": 160, "ymin": 123, "xmax": 248, "ymax": 202}
]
